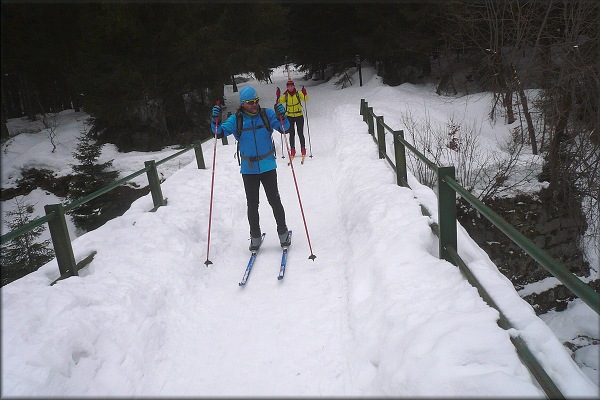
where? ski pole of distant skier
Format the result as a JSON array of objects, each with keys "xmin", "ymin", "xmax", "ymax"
[
  {"xmin": 301, "ymin": 85, "xmax": 313, "ymax": 158},
  {"xmin": 204, "ymin": 100, "xmax": 220, "ymax": 266},
  {"xmin": 275, "ymin": 87, "xmax": 285, "ymax": 158},
  {"xmin": 277, "ymin": 113, "xmax": 316, "ymax": 261}
]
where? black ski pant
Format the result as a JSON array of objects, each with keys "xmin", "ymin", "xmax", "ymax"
[
  {"xmin": 242, "ymin": 169, "xmax": 287, "ymax": 238},
  {"xmin": 287, "ymin": 115, "xmax": 305, "ymax": 150}
]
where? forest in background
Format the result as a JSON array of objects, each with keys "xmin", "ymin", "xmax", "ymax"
[{"xmin": 2, "ymin": 1, "xmax": 598, "ymax": 196}]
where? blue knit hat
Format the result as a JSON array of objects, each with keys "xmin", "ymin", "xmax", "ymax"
[{"xmin": 239, "ymin": 86, "xmax": 258, "ymax": 104}]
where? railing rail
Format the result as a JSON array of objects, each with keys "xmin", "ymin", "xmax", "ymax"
[
  {"xmin": 64, "ymin": 164, "xmax": 153, "ymax": 212},
  {"xmin": 444, "ymin": 175, "xmax": 600, "ymax": 310},
  {"xmin": 360, "ymin": 98, "xmax": 600, "ymax": 399},
  {"xmin": 1, "ymin": 139, "xmax": 210, "ymax": 281}
]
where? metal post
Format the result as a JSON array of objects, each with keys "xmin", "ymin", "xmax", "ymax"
[
  {"xmin": 376, "ymin": 116, "xmax": 385, "ymax": 159},
  {"xmin": 438, "ymin": 166, "xmax": 457, "ymax": 264},
  {"xmin": 193, "ymin": 140, "xmax": 206, "ymax": 169},
  {"xmin": 44, "ymin": 204, "xmax": 77, "ymax": 277},
  {"xmin": 393, "ymin": 130, "xmax": 408, "ymax": 187},
  {"xmin": 355, "ymin": 55, "xmax": 363, "ymax": 87},
  {"xmin": 145, "ymin": 160, "xmax": 167, "ymax": 210}
]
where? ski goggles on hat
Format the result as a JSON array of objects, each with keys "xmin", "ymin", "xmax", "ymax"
[{"xmin": 243, "ymin": 98, "xmax": 260, "ymax": 105}]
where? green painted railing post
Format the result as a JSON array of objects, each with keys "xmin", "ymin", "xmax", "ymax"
[
  {"xmin": 361, "ymin": 99, "xmax": 368, "ymax": 122},
  {"xmin": 393, "ymin": 130, "xmax": 408, "ymax": 187},
  {"xmin": 145, "ymin": 160, "xmax": 167, "ymax": 210},
  {"xmin": 438, "ymin": 166, "xmax": 457, "ymax": 264},
  {"xmin": 367, "ymin": 107, "xmax": 375, "ymax": 137},
  {"xmin": 44, "ymin": 204, "xmax": 77, "ymax": 277},
  {"xmin": 194, "ymin": 140, "xmax": 206, "ymax": 169},
  {"xmin": 376, "ymin": 116, "xmax": 385, "ymax": 159}
]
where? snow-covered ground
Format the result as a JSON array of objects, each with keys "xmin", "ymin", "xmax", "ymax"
[{"xmin": 1, "ymin": 65, "xmax": 598, "ymax": 397}]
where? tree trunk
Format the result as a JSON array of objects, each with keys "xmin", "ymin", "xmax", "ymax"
[
  {"xmin": 487, "ymin": 50, "xmax": 515, "ymax": 124},
  {"xmin": 507, "ymin": 63, "xmax": 537, "ymax": 153},
  {"xmin": 19, "ymin": 73, "xmax": 36, "ymax": 122},
  {"xmin": 546, "ymin": 92, "xmax": 572, "ymax": 196},
  {"xmin": 1, "ymin": 113, "xmax": 9, "ymax": 141},
  {"xmin": 517, "ymin": 87, "xmax": 538, "ymax": 154},
  {"xmin": 503, "ymin": 91, "xmax": 516, "ymax": 124}
]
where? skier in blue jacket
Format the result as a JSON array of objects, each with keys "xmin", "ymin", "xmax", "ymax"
[{"xmin": 211, "ymin": 86, "xmax": 292, "ymax": 251}]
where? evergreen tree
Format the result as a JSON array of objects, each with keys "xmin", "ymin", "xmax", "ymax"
[
  {"xmin": 68, "ymin": 124, "xmax": 119, "ymax": 232},
  {"xmin": 288, "ymin": 4, "xmax": 444, "ymax": 85},
  {"xmin": 74, "ymin": 3, "xmax": 288, "ymax": 149},
  {"xmin": 1, "ymin": 198, "xmax": 54, "ymax": 286},
  {"xmin": 1, "ymin": 4, "xmax": 82, "ymax": 119}
]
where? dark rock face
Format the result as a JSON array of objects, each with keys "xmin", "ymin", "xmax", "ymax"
[{"xmin": 457, "ymin": 193, "xmax": 595, "ymax": 315}]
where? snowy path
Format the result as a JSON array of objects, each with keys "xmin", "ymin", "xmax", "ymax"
[
  {"xmin": 133, "ymin": 82, "xmax": 355, "ymax": 396},
  {"xmin": 2, "ymin": 67, "xmax": 597, "ymax": 398}
]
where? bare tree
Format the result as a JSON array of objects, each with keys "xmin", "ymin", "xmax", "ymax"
[
  {"xmin": 534, "ymin": 1, "xmax": 599, "ymax": 199},
  {"xmin": 398, "ymin": 106, "xmax": 536, "ymax": 202},
  {"xmin": 445, "ymin": 0, "xmax": 564, "ymax": 154},
  {"xmin": 445, "ymin": 0, "xmax": 599, "ymax": 211}
]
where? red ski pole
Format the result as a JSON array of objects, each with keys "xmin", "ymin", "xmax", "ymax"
[
  {"xmin": 278, "ymin": 112, "xmax": 316, "ymax": 261},
  {"xmin": 204, "ymin": 100, "xmax": 221, "ymax": 266}
]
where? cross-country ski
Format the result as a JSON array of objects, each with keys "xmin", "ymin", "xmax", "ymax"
[{"xmin": 238, "ymin": 233, "xmax": 266, "ymax": 286}]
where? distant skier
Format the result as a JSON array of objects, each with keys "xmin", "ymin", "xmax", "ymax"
[
  {"xmin": 278, "ymin": 80, "xmax": 308, "ymax": 159},
  {"xmin": 211, "ymin": 86, "xmax": 292, "ymax": 250}
]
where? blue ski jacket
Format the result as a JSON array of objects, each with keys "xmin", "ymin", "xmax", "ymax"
[{"xmin": 211, "ymin": 107, "xmax": 290, "ymax": 174}]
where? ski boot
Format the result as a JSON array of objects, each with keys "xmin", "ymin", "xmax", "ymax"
[
  {"xmin": 279, "ymin": 230, "xmax": 292, "ymax": 247},
  {"xmin": 249, "ymin": 235, "xmax": 262, "ymax": 251}
]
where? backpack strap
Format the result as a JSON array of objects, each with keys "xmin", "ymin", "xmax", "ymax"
[
  {"xmin": 236, "ymin": 111, "xmax": 243, "ymax": 166},
  {"xmin": 239, "ymin": 147, "xmax": 275, "ymax": 170},
  {"xmin": 283, "ymin": 92, "xmax": 303, "ymax": 113},
  {"xmin": 236, "ymin": 108, "xmax": 271, "ymax": 134},
  {"xmin": 259, "ymin": 108, "xmax": 271, "ymax": 132},
  {"xmin": 236, "ymin": 110, "xmax": 243, "ymax": 136}
]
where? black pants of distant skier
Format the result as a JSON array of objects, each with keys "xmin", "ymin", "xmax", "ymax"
[
  {"xmin": 242, "ymin": 170, "xmax": 287, "ymax": 238},
  {"xmin": 287, "ymin": 116, "xmax": 305, "ymax": 150}
]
